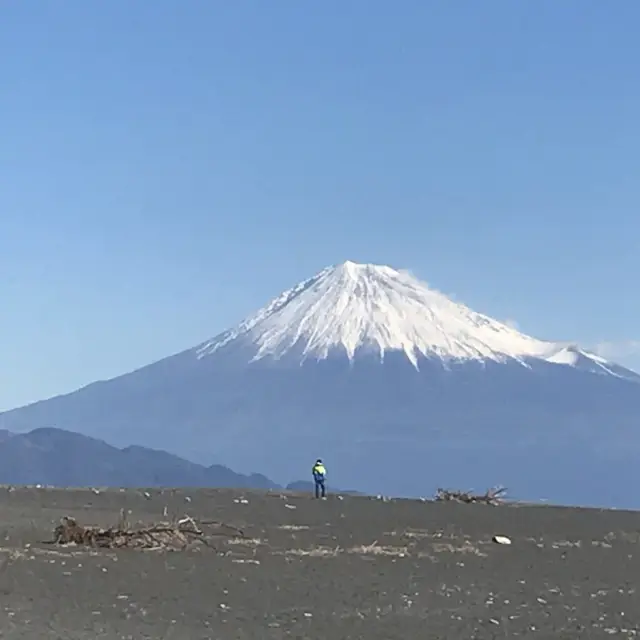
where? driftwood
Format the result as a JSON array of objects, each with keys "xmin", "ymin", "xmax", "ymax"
[
  {"xmin": 46, "ymin": 514, "xmax": 246, "ymax": 551},
  {"xmin": 435, "ymin": 486, "xmax": 507, "ymax": 506}
]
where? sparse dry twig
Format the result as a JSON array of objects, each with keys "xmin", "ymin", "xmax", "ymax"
[{"xmin": 434, "ymin": 486, "xmax": 507, "ymax": 506}]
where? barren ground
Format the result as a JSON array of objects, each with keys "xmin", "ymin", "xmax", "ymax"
[{"xmin": 0, "ymin": 486, "xmax": 639, "ymax": 639}]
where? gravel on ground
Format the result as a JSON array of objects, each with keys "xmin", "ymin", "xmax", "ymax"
[{"xmin": 0, "ymin": 486, "xmax": 638, "ymax": 639}]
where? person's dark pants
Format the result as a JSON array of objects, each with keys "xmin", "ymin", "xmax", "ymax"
[{"xmin": 314, "ymin": 479, "xmax": 326, "ymax": 498}]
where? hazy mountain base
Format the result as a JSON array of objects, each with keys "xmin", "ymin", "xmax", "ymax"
[
  {"xmin": 2, "ymin": 352, "xmax": 640, "ymax": 508},
  {"xmin": 0, "ymin": 428, "xmax": 351, "ymax": 495}
]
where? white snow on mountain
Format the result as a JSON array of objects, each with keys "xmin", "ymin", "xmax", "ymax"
[{"xmin": 196, "ymin": 260, "xmax": 633, "ymax": 376}]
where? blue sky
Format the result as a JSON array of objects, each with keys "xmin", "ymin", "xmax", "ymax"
[{"xmin": 1, "ymin": 1, "xmax": 639, "ymax": 410}]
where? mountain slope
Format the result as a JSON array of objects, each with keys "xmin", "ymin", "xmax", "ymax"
[
  {"xmin": 0, "ymin": 428, "xmax": 278, "ymax": 489},
  {"xmin": 1, "ymin": 261, "xmax": 639, "ymax": 507}
]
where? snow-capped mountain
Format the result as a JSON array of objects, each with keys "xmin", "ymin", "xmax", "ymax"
[
  {"xmin": 195, "ymin": 260, "xmax": 637, "ymax": 380},
  {"xmin": 1, "ymin": 261, "xmax": 640, "ymax": 507}
]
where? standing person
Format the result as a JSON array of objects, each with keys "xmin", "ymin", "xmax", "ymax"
[{"xmin": 312, "ymin": 459, "xmax": 327, "ymax": 499}]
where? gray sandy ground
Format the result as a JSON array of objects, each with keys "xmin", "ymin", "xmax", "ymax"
[{"xmin": 0, "ymin": 486, "xmax": 639, "ymax": 639}]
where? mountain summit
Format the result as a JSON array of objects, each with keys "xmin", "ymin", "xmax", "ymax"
[
  {"xmin": 2, "ymin": 260, "xmax": 640, "ymax": 507},
  {"xmin": 196, "ymin": 260, "xmax": 635, "ymax": 380}
]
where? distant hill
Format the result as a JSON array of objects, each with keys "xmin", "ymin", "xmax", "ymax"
[{"xmin": 0, "ymin": 427, "xmax": 278, "ymax": 489}]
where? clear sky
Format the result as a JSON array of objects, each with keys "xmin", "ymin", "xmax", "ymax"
[{"xmin": 1, "ymin": 1, "xmax": 639, "ymax": 410}]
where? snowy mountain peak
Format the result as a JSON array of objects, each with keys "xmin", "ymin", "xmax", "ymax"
[
  {"xmin": 194, "ymin": 260, "xmax": 632, "ymax": 377},
  {"xmin": 337, "ymin": 260, "xmax": 396, "ymax": 277}
]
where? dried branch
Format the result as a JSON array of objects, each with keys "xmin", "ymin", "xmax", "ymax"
[
  {"xmin": 434, "ymin": 486, "xmax": 507, "ymax": 506},
  {"xmin": 46, "ymin": 514, "xmax": 246, "ymax": 551}
]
